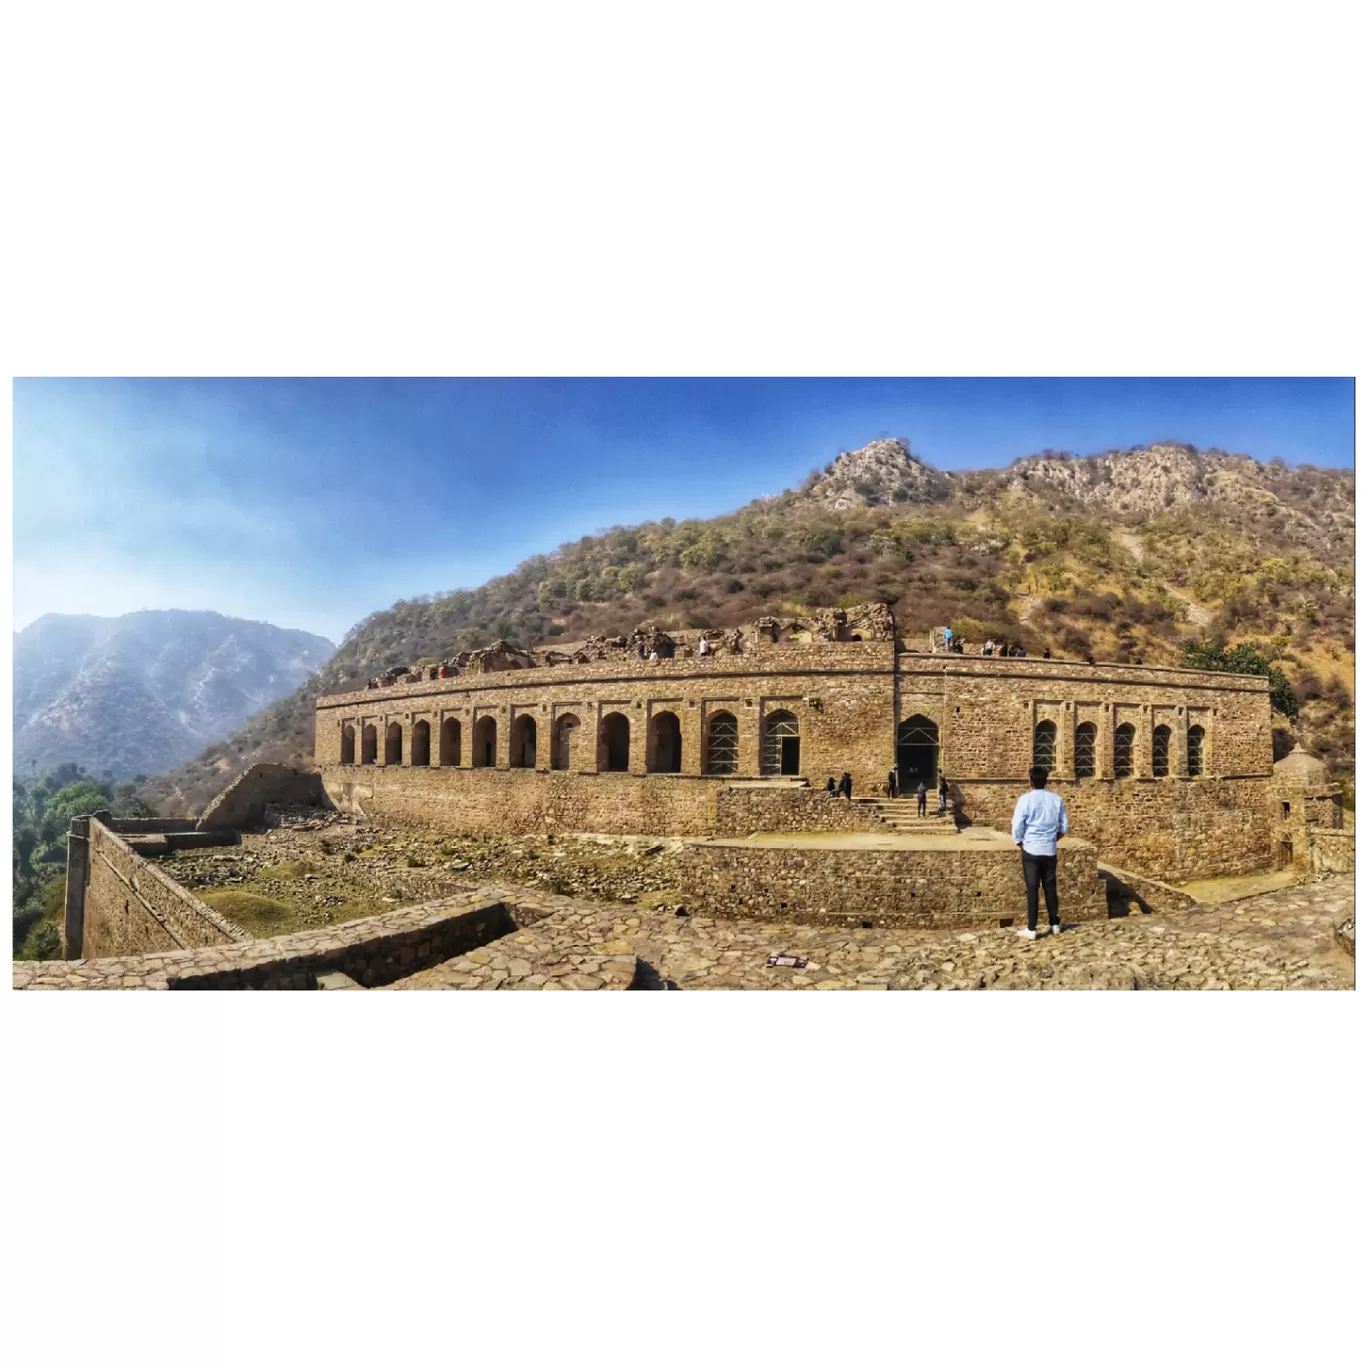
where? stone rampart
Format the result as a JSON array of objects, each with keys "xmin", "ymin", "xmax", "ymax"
[
  {"xmin": 76, "ymin": 818, "xmax": 250, "ymax": 959},
  {"xmin": 687, "ymin": 834, "xmax": 1107, "ymax": 930},
  {"xmin": 197, "ymin": 763, "xmax": 325, "ymax": 829}
]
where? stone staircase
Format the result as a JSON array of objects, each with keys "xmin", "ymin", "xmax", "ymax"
[{"xmin": 853, "ymin": 797, "xmax": 958, "ymax": 835}]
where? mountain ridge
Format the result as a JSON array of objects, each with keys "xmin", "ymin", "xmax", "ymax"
[
  {"xmin": 14, "ymin": 609, "xmax": 335, "ymax": 781},
  {"xmin": 134, "ymin": 441, "xmax": 1355, "ymax": 814}
]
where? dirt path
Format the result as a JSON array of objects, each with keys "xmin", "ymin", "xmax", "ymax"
[{"xmin": 1110, "ymin": 529, "xmax": 1215, "ymax": 628}]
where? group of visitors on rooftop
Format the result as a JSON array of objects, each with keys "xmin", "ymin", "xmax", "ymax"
[{"xmin": 937, "ymin": 626, "xmax": 1050, "ymax": 659}]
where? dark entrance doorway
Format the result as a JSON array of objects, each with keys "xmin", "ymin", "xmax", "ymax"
[{"xmin": 897, "ymin": 715, "xmax": 939, "ymax": 790}]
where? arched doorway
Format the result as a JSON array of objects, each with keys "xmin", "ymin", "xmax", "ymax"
[
  {"xmin": 1033, "ymin": 720, "xmax": 1057, "ymax": 774},
  {"xmin": 705, "ymin": 711, "xmax": 738, "ymax": 775},
  {"xmin": 897, "ymin": 715, "xmax": 939, "ymax": 789},
  {"xmin": 599, "ymin": 712, "xmax": 630, "ymax": 772},
  {"xmin": 412, "ymin": 720, "xmax": 431, "ymax": 767},
  {"xmin": 385, "ymin": 722, "xmax": 403, "ymax": 765},
  {"xmin": 472, "ymin": 716, "xmax": 497, "ymax": 768},
  {"xmin": 1114, "ymin": 723, "xmax": 1135, "ymax": 779},
  {"xmin": 647, "ymin": 711, "xmax": 682, "ymax": 773},
  {"xmin": 551, "ymin": 714, "xmax": 579, "ymax": 770},
  {"xmin": 511, "ymin": 715, "xmax": 537, "ymax": 768},
  {"xmin": 761, "ymin": 710, "xmax": 801, "ymax": 775},
  {"xmin": 1152, "ymin": 724, "xmax": 1172, "ymax": 778},
  {"xmin": 1074, "ymin": 722, "xmax": 1096, "ymax": 779},
  {"xmin": 440, "ymin": 717, "xmax": 461, "ymax": 766},
  {"xmin": 340, "ymin": 723, "xmax": 355, "ymax": 765},
  {"xmin": 1186, "ymin": 724, "xmax": 1205, "ymax": 777},
  {"xmin": 361, "ymin": 724, "xmax": 377, "ymax": 765}
]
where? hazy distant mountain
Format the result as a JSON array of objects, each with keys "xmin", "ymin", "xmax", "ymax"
[{"xmin": 13, "ymin": 610, "xmax": 335, "ymax": 780}]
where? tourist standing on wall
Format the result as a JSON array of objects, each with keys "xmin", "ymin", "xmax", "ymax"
[
  {"xmin": 698, "ymin": 635, "xmax": 709, "ymax": 659},
  {"xmin": 938, "ymin": 771, "xmax": 949, "ymax": 814},
  {"xmin": 915, "ymin": 776, "xmax": 928, "ymax": 816},
  {"xmin": 1012, "ymin": 766, "xmax": 1069, "ymax": 941},
  {"xmin": 943, "ymin": 626, "xmax": 953, "ymax": 652}
]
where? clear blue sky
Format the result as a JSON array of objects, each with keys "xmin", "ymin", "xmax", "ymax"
[{"xmin": 12, "ymin": 377, "xmax": 1354, "ymax": 644}]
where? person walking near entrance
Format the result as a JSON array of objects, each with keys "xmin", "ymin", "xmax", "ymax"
[
  {"xmin": 937, "ymin": 771, "xmax": 949, "ymax": 814},
  {"xmin": 915, "ymin": 776, "xmax": 928, "ymax": 816},
  {"xmin": 1012, "ymin": 765, "xmax": 1069, "ymax": 940},
  {"xmin": 839, "ymin": 771, "xmax": 853, "ymax": 801},
  {"xmin": 887, "ymin": 768, "xmax": 898, "ymax": 799}
]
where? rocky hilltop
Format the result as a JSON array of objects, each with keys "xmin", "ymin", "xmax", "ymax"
[
  {"xmin": 14, "ymin": 611, "xmax": 335, "ymax": 780},
  {"xmin": 136, "ymin": 440, "xmax": 1354, "ymax": 816},
  {"xmin": 804, "ymin": 438, "xmax": 950, "ymax": 509}
]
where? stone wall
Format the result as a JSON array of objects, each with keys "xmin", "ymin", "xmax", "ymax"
[
  {"xmin": 322, "ymin": 765, "xmax": 724, "ymax": 836},
  {"xmin": 197, "ymin": 763, "xmax": 325, "ymax": 829},
  {"xmin": 952, "ymin": 776, "xmax": 1272, "ymax": 882},
  {"xmin": 15, "ymin": 887, "xmax": 629, "ymax": 991},
  {"xmin": 315, "ymin": 644, "xmax": 1282, "ymax": 877},
  {"xmin": 1310, "ymin": 830, "xmax": 1355, "ymax": 876},
  {"xmin": 317, "ymin": 641, "xmax": 899, "ymax": 796},
  {"xmin": 714, "ymin": 788, "xmax": 885, "ymax": 837},
  {"xmin": 77, "ymin": 818, "xmax": 250, "ymax": 959},
  {"xmin": 895, "ymin": 653, "xmax": 1273, "ymax": 782},
  {"xmin": 688, "ymin": 835, "xmax": 1107, "ymax": 930}
]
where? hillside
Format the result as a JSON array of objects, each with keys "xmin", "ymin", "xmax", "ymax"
[
  {"xmin": 137, "ymin": 440, "xmax": 1356, "ymax": 815},
  {"xmin": 14, "ymin": 610, "xmax": 335, "ymax": 781}
]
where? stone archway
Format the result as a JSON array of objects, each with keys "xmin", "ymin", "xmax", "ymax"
[
  {"xmin": 897, "ymin": 715, "xmax": 939, "ymax": 789},
  {"xmin": 599, "ymin": 712, "xmax": 630, "ymax": 772},
  {"xmin": 511, "ymin": 715, "xmax": 537, "ymax": 768},
  {"xmin": 647, "ymin": 711, "xmax": 682, "ymax": 774}
]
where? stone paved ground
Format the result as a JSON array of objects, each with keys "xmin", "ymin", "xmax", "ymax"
[
  {"xmin": 150, "ymin": 808, "xmax": 1355, "ymax": 991},
  {"xmin": 390, "ymin": 877, "xmax": 1354, "ymax": 991}
]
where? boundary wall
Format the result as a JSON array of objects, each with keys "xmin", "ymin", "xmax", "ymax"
[
  {"xmin": 688, "ymin": 835, "xmax": 1108, "ymax": 930},
  {"xmin": 66, "ymin": 816, "xmax": 250, "ymax": 960}
]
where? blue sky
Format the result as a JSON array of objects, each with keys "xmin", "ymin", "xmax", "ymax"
[{"xmin": 12, "ymin": 377, "xmax": 1354, "ymax": 644}]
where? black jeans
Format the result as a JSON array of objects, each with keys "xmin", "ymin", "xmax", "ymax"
[
  {"xmin": 1020, "ymin": 851, "xmax": 1060, "ymax": 930},
  {"xmin": 917, "ymin": 791, "xmax": 927, "ymax": 815}
]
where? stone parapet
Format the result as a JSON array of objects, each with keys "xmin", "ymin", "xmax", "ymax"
[{"xmin": 686, "ymin": 830, "xmax": 1107, "ymax": 930}]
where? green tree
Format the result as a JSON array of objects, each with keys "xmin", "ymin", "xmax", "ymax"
[{"xmin": 1180, "ymin": 640, "xmax": 1300, "ymax": 720}]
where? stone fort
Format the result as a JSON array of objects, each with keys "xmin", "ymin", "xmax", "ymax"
[{"xmin": 313, "ymin": 603, "xmax": 1340, "ymax": 885}]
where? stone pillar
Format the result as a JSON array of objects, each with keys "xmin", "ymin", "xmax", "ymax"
[
  {"xmin": 1059, "ymin": 703, "xmax": 1076, "ymax": 780},
  {"xmin": 681, "ymin": 702, "xmax": 704, "ymax": 776},
  {"xmin": 63, "ymin": 815, "xmax": 90, "ymax": 960},
  {"xmin": 739, "ymin": 701, "xmax": 761, "ymax": 775},
  {"xmin": 629, "ymin": 702, "xmax": 648, "ymax": 775},
  {"xmin": 1138, "ymin": 704, "xmax": 1154, "ymax": 779},
  {"xmin": 1099, "ymin": 705, "xmax": 1115, "ymax": 780},
  {"xmin": 536, "ymin": 707, "xmax": 552, "ymax": 770}
]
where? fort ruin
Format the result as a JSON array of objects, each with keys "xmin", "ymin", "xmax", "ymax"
[{"xmin": 21, "ymin": 607, "xmax": 1351, "ymax": 990}]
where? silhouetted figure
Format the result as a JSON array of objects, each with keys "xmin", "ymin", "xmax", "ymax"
[
  {"xmin": 1041, "ymin": 647, "xmax": 1051, "ymax": 660},
  {"xmin": 825, "ymin": 777, "xmax": 838, "ymax": 799},
  {"xmin": 938, "ymin": 772, "xmax": 949, "ymax": 814},
  {"xmin": 916, "ymin": 777, "xmax": 928, "ymax": 816},
  {"xmin": 888, "ymin": 768, "xmax": 898, "ymax": 799},
  {"xmin": 839, "ymin": 772, "xmax": 853, "ymax": 801}
]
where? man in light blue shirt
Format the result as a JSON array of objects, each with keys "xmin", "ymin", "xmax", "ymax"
[{"xmin": 1010, "ymin": 765, "xmax": 1069, "ymax": 940}]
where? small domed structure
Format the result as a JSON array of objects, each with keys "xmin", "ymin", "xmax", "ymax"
[{"xmin": 1273, "ymin": 743, "xmax": 1328, "ymax": 787}]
